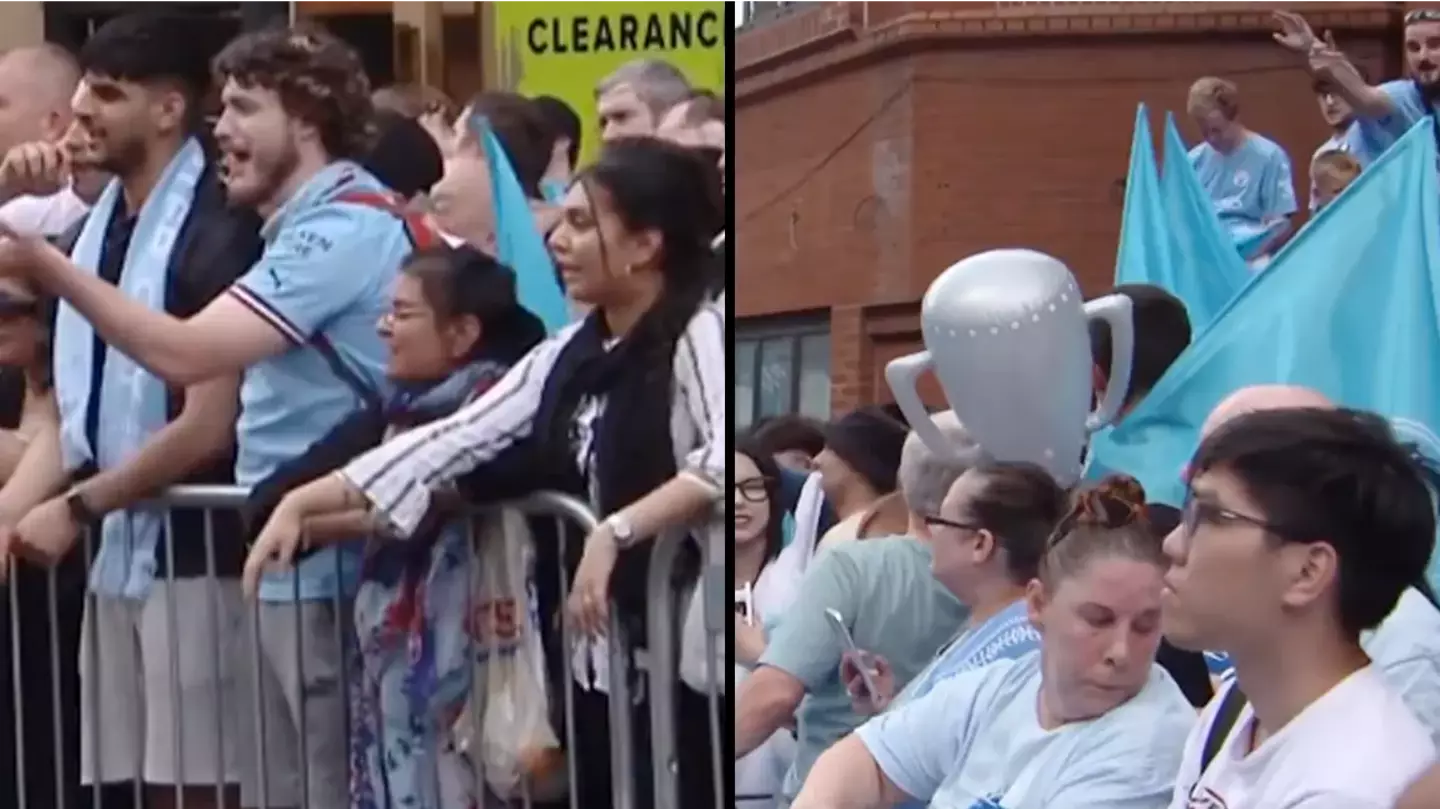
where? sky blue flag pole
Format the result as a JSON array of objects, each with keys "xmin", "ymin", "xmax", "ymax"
[
  {"xmin": 468, "ymin": 112, "xmax": 570, "ymax": 333},
  {"xmin": 1156, "ymin": 112, "xmax": 1252, "ymax": 330},
  {"xmin": 1087, "ymin": 119, "xmax": 1440, "ymax": 530},
  {"xmin": 1114, "ymin": 104, "xmax": 1173, "ymax": 291}
]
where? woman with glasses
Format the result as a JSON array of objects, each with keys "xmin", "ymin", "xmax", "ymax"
[
  {"xmin": 734, "ymin": 439, "xmax": 787, "ymax": 661},
  {"xmin": 734, "ymin": 438, "xmax": 798, "ymax": 808},
  {"xmin": 793, "ymin": 475, "xmax": 1196, "ymax": 809},
  {"xmin": 842, "ymin": 461, "xmax": 1062, "ymax": 717}
]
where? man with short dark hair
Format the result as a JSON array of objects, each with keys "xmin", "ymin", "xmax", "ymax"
[
  {"xmin": 532, "ymin": 93, "xmax": 581, "ymax": 200},
  {"xmin": 0, "ymin": 11, "xmax": 261, "ymax": 809},
  {"xmin": 1163, "ymin": 407, "xmax": 1437, "ymax": 807},
  {"xmin": 1089, "ymin": 283, "xmax": 1192, "ymax": 420},
  {"xmin": 361, "ymin": 108, "xmax": 443, "ymax": 201}
]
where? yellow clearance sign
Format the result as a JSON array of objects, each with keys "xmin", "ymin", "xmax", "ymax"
[{"xmin": 492, "ymin": 2, "xmax": 727, "ymax": 166}]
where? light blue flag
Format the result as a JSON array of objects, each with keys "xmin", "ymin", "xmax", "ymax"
[
  {"xmin": 1233, "ymin": 218, "xmax": 1289, "ymax": 262},
  {"xmin": 468, "ymin": 112, "xmax": 569, "ymax": 333},
  {"xmin": 1156, "ymin": 113, "xmax": 1252, "ymax": 330},
  {"xmin": 1087, "ymin": 118, "xmax": 1440, "ymax": 549},
  {"xmin": 1114, "ymin": 104, "xmax": 1172, "ymax": 291}
]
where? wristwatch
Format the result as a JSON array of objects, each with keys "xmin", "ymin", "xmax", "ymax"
[
  {"xmin": 603, "ymin": 513, "xmax": 636, "ymax": 549},
  {"xmin": 65, "ymin": 489, "xmax": 97, "ymax": 526}
]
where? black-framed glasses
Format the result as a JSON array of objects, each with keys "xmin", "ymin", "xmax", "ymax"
[
  {"xmin": 1180, "ymin": 492, "xmax": 1284, "ymax": 537},
  {"xmin": 923, "ymin": 515, "xmax": 982, "ymax": 533},
  {"xmin": 735, "ymin": 477, "xmax": 772, "ymax": 504}
]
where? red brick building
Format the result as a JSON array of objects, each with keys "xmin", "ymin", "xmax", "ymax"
[{"xmin": 733, "ymin": 1, "xmax": 1406, "ymax": 426}]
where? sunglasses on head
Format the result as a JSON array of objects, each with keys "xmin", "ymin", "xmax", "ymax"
[{"xmin": 1407, "ymin": 9, "xmax": 1440, "ymax": 25}]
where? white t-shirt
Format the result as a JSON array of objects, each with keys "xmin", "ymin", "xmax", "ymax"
[
  {"xmin": 1208, "ymin": 588, "xmax": 1440, "ymax": 750},
  {"xmin": 0, "ymin": 187, "xmax": 90, "ymax": 238},
  {"xmin": 1169, "ymin": 667, "xmax": 1435, "ymax": 809},
  {"xmin": 1362, "ymin": 587, "xmax": 1440, "ymax": 750},
  {"xmin": 858, "ymin": 652, "xmax": 1196, "ymax": 808}
]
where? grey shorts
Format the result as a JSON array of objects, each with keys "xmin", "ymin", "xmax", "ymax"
[
  {"xmin": 234, "ymin": 600, "xmax": 351, "ymax": 809},
  {"xmin": 79, "ymin": 579, "xmax": 248, "ymax": 787}
]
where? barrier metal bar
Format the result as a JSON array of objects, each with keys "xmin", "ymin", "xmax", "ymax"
[
  {"xmin": 47, "ymin": 566, "xmax": 66, "ymax": 809},
  {"xmin": 8, "ymin": 575, "xmax": 25, "ymax": 809},
  {"xmin": 703, "ymin": 549, "xmax": 727, "ymax": 809},
  {"xmin": 646, "ymin": 535, "xmax": 684, "ymax": 809},
  {"xmin": 3, "ymin": 484, "xmax": 660, "ymax": 809},
  {"xmin": 646, "ymin": 523, "xmax": 728, "ymax": 809}
]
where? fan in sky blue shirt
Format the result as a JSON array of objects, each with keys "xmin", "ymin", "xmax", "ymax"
[
  {"xmin": 883, "ymin": 600, "xmax": 1040, "ymax": 809},
  {"xmin": 894, "ymin": 600, "xmax": 1038, "ymax": 707},
  {"xmin": 854, "ymin": 653, "xmax": 1194, "ymax": 809},
  {"xmin": 228, "ymin": 160, "xmax": 415, "ymax": 602},
  {"xmin": 1351, "ymin": 79, "xmax": 1440, "ymax": 163},
  {"xmin": 1189, "ymin": 132, "xmax": 1297, "ymax": 257}
]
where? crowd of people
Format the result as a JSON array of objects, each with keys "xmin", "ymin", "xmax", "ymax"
[
  {"xmin": 734, "ymin": 8, "xmax": 1440, "ymax": 809},
  {"xmin": 1187, "ymin": 9, "xmax": 1439, "ymax": 267},
  {"xmin": 0, "ymin": 8, "xmax": 726, "ymax": 809}
]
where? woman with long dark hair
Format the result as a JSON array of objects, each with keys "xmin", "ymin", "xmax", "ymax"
[
  {"xmin": 246, "ymin": 136, "xmax": 726, "ymax": 809},
  {"xmin": 734, "ymin": 437, "xmax": 797, "ymax": 808}
]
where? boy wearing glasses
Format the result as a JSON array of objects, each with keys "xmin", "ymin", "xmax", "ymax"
[{"xmin": 1161, "ymin": 403, "xmax": 1436, "ymax": 808}]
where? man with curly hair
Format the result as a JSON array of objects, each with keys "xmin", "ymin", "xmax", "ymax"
[{"xmin": 0, "ymin": 24, "xmax": 430, "ymax": 809}]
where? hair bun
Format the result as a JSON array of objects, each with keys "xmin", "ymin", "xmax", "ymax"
[{"xmin": 1071, "ymin": 475, "xmax": 1148, "ymax": 530}]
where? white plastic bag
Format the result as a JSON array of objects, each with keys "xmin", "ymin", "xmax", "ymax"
[{"xmin": 452, "ymin": 509, "xmax": 566, "ymax": 802}]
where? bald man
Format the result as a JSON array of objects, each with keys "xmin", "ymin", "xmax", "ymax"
[
  {"xmin": 1197, "ymin": 384, "xmax": 1440, "ymax": 749},
  {"xmin": 0, "ymin": 45, "xmax": 91, "ymax": 236},
  {"xmin": 1200, "ymin": 384, "xmax": 1335, "ymax": 437},
  {"xmin": 0, "ymin": 48, "xmax": 91, "ymax": 809},
  {"xmin": 0, "ymin": 45, "xmax": 78, "ymax": 155}
]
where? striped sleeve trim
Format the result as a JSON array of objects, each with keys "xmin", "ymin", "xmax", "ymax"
[
  {"xmin": 228, "ymin": 283, "xmax": 306, "ymax": 345},
  {"xmin": 339, "ymin": 328, "xmax": 575, "ymax": 537},
  {"xmin": 677, "ymin": 303, "xmax": 727, "ymax": 491}
]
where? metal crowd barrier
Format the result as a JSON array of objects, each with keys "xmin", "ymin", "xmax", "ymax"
[{"xmin": 0, "ymin": 484, "xmax": 724, "ymax": 809}]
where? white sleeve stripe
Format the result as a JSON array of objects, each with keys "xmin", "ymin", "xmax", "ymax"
[
  {"xmin": 681, "ymin": 308, "xmax": 721, "ymax": 427},
  {"xmin": 348, "ymin": 331, "xmax": 572, "ymax": 535},
  {"xmin": 418, "ymin": 422, "xmax": 532, "ymax": 489},
  {"xmin": 679, "ymin": 305, "xmax": 726, "ymax": 478},
  {"xmin": 355, "ymin": 353, "xmax": 541, "ymax": 492},
  {"xmin": 228, "ymin": 284, "xmax": 305, "ymax": 345}
]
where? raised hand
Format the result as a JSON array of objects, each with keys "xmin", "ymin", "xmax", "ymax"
[
  {"xmin": 1272, "ymin": 10, "xmax": 1320, "ymax": 54},
  {"xmin": 0, "ymin": 141, "xmax": 69, "ymax": 198}
]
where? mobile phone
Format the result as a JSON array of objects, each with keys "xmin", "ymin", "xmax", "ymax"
[
  {"xmin": 825, "ymin": 608, "xmax": 879, "ymax": 697},
  {"xmin": 734, "ymin": 583, "xmax": 755, "ymax": 626}
]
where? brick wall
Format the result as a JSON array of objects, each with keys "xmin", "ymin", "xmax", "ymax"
[
  {"xmin": 0, "ymin": 3, "xmax": 43, "ymax": 51},
  {"xmin": 735, "ymin": 2, "xmax": 1403, "ymax": 416}
]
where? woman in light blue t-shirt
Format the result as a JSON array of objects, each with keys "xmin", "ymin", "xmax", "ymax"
[
  {"xmin": 794, "ymin": 475, "xmax": 1197, "ymax": 809},
  {"xmin": 842, "ymin": 462, "xmax": 1062, "ymax": 715}
]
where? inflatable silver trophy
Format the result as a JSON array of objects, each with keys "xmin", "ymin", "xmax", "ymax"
[{"xmin": 886, "ymin": 249, "xmax": 1136, "ymax": 486}]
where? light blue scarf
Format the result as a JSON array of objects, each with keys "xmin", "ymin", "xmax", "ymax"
[{"xmin": 54, "ymin": 137, "xmax": 205, "ymax": 599}]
